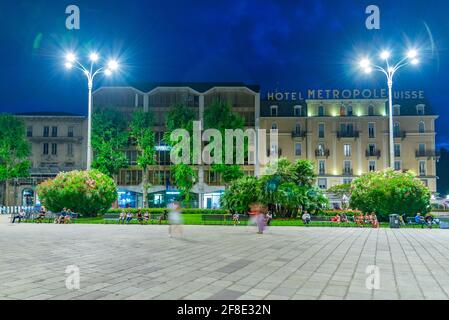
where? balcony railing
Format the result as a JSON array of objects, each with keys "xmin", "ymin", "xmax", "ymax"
[
  {"xmin": 291, "ymin": 131, "xmax": 307, "ymax": 138},
  {"xmin": 342, "ymin": 168, "xmax": 353, "ymax": 176},
  {"xmin": 337, "ymin": 131, "xmax": 359, "ymax": 139},
  {"xmin": 393, "ymin": 131, "xmax": 406, "ymax": 139},
  {"xmin": 315, "ymin": 149, "xmax": 330, "ymax": 157},
  {"xmin": 415, "ymin": 150, "xmax": 440, "ymax": 158},
  {"xmin": 365, "ymin": 149, "xmax": 381, "ymax": 158}
]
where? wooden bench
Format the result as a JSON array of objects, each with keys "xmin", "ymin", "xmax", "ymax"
[{"xmin": 104, "ymin": 212, "xmax": 166, "ymax": 224}]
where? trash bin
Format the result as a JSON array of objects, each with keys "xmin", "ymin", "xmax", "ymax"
[{"xmin": 389, "ymin": 214, "xmax": 400, "ymax": 228}]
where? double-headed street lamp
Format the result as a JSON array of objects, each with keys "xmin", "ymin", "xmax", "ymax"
[
  {"xmin": 359, "ymin": 49, "xmax": 419, "ymax": 169},
  {"xmin": 64, "ymin": 52, "xmax": 119, "ymax": 170}
]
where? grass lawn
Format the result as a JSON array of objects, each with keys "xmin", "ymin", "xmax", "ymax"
[{"xmin": 33, "ymin": 215, "xmax": 431, "ymax": 229}]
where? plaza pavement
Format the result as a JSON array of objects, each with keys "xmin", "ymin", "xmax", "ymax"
[{"xmin": 1, "ymin": 218, "xmax": 449, "ymax": 300}]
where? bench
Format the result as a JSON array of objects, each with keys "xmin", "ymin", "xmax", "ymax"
[
  {"xmin": 201, "ymin": 214, "xmax": 249, "ymax": 225},
  {"xmin": 104, "ymin": 212, "xmax": 167, "ymax": 224}
]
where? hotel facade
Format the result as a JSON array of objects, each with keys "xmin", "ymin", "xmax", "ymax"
[{"xmin": 2, "ymin": 83, "xmax": 439, "ymax": 208}]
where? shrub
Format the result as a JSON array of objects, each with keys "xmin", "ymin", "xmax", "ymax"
[
  {"xmin": 350, "ymin": 169, "xmax": 431, "ymax": 221},
  {"xmin": 37, "ymin": 170, "xmax": 117, "ymax": 217}
]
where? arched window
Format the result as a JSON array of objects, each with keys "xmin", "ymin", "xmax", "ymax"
[
  {"xmin": 294, "ymin": 105, "xmax": 302, "ymax": 117},
  {"xmin": 418, "ymin": 121, "xmax": 425, "ymax": 133},
  {"xmin": 416, "ymin": 105, "xmax": 425, "ymax": 115},
  {"xmin": 347, "ymin": 105, "xmax": 353, "ymax": 116},
  {"xmin": 22, "ymin": 188, "xmax": 34, "ymax": 206},
  {"xmin": 368, "ymin": 105, "xmax": 374, "ymax": 116},
  {"xmin": 271, "ymin": 123, "xmax": 278, "ymax": 130},
  {"xmin": 340, "ymin": 105, "xmax": 346, "ymax": 116},
  {"xmin": 318, "ymin": 106, "xmax": 325, "ymax": 117},
  {"xmin": 270, "ymin": 105, "xmax": 278, "ymax": 117}
]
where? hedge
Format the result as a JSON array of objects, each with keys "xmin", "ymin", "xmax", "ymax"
[{"xmin": 106, "ymin": 208, "xmax": 229, "ymax": 215}]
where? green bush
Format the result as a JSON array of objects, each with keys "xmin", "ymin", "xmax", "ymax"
[
  {"xmin": 37, "ymin": 170, "xmax": 117, "ymax": 217},
  {"xmin": 350, "ymin": 169, "xmax": 431, "ymax": 221}
]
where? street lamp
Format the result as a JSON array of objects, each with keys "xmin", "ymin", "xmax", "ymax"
[
  {"xmin": 64, "ymin": 51, "xmax": 119, "ymax": 170},
  {"xmin": 359, "ymin": 49, "xmax": 419, "ymax": 168}
]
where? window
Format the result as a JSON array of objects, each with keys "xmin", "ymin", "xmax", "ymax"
[
  {"xmin": 43, "ymin": 126, "xmax": 49, "ymax": 137},
  {"xmin": 126, "ymin": 150, "xmax": 139, "ymax": 165},
  {"xmin": 340, "ymin": 105, "xmax": 346, "ymax": 116},
  {"xmin": 416, "ymin": 105, "xmax": 425, "ymax": 115},
  {"xmin": 340, "ymin": 123, "xmax": 354, "ymax": 136},
  {"xmin": 393, "ymin": 105, "xmax": 401, "ymax": 116},
  {"xmin": 67, "ymin": 143, "xmax": 73, "ymax": 157},
  {"xmin": 368, "ymin": 105, "xmax": 375, "ymax": 116},
  {"xmin": 347, "ymin": 105, "xmax": 353, "ymax": 116},
  {"xmin": 418, "ymin": 121, "xmax": 425, "ymax": 133},
  {"xmin": 343, "ymin": 160, "xmax": 352, "ymax": 174},
  {"xmin": 318, "ymin": 178, "xmax": 327, "ymax": 189},
  {"xmin": 394, "ymin": 144, "xmax": 401, "ymax": 157},
  {"xmin": 318, "ymin": 160, "xmax": 326, "ymax": 175},
  {"xmin": 271, "ymin": 123, "xmax": 278, "ymax": 130},
  {"xmin": 43, "ymin": 143, "xmax": 49, "ymax": 155},
  {"xmin": 26, "ymin": 126, "xmax": 33, "ymax": 137},
  {"xmin": 68, "ymin": 126, "xmax": 74, "ymax": 137},
  {"xmin": 294, "ymin": 105, "xmax": 302, "ymax": 116},
  {"xmin": 368, "ymin": 123, "xmax": 375, "ymax": 138},
  {"xmin": 294, "ymin": 123, "xmax": 301, "ymax": 134},
  {"xmin": 317, "ymin": 143, "xmax": 325, "ymax": 156},
  {"xmin": 270, "ymin": 105, "xmax": 278, "ymax": 116},
  {"xmin": 343, "ymin": 178, "xmax": 352, "ymax": 184},
  {"xmin": 394, "ymin": 122, "xmax": 400, "ymax": 137},
  {"xmin": 344, "ymin": 144, "xmax": 351, "ymax": 157},
  {"xmin": 369, "ymin": 160, "xmax": 376, "ymax": 172},
  {"xmin": 419, "ymin": 161, "xmax": 426, "ymax": 176},
  {"xmin": 51, "ymin": 126, "xmax": 58, "ymax": 137},
  {"xmin": 318, "ymin": 123, "xmax": 325, "ymax": 138},
  {"xmin": 295, "ymin": 143, "xmax": 302, "ymax": 156},
  {"xmin": 51, "ymin": 143, "xmax": 57, "ymax": 155},
  {"xmin": 394, "ymin": 161, "xmax": 401, "ymax": 171},
  {"xmin": 418, "ymin": 143, "xmax": 426, "ymax": 155},
  {"xmin": 318, "ymin": 105, "xmax": 325, "ymax": 117}
]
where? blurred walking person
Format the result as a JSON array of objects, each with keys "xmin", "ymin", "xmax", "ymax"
[{"xmin": 168, "ymin": 201, "xmax": 183, "ymax": 237}]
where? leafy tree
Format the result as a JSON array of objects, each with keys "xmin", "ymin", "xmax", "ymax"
[
  {"xmin": 350, "ymin": 169, "xmax": 431, "ymax": 221},
  {"xmin": 91, "ymin": 107, "xmax": 129, "ymax": 179},
  {"xmin": 220, "ymin": 175, "xmax": 262, "ymax": 214},
  {"xmin": 0, "ymin": 114, "xmax": 31, "ymax": 205},
  {"xmin": 172, "ymin": 163, "xmax": 196, "ymax": 206},
  {"xmin": 130, "ymin": 108, "xmax": 156, "ymax": 207},
  {"xmin": 204, "ymin": 99, "xmax": 245, "ymax": 184},
  {"xmin": 37, "ymin": 170, "xmax": 117, "ymax": 216}
]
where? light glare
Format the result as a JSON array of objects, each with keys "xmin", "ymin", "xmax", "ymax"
[
  {"xmin": 108, "ymin": 60, "xmax": 119, "ymax": 71},
  {"xmin": 104, "ymin": 69, "xmax": 112, "ymax": 76},
  {"xmin": 380, "ymin": 51, "xmax": 390, "ymax": 60},
  {"xmin": 65, "ymin": 62, "xmax": 73, "ymax": 69},
  {"xmin": 407, "ymin": 49, "xmax": 418, "ymax": 59},
  {"xmin": 66, "ymin": 53, "xmax": 76, "ymax": 62},
  {"xmin": 89, "ymin": 52, "xmax": 99, "ymax": 62},
  {"xmin": 360, "ymin": 58, "xmax": 370, "ymax": 68}
]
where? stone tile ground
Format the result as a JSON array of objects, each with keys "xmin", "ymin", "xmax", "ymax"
[{"xmin": 1, "ymin": 221, "xmax": 449, "ymax": 300}]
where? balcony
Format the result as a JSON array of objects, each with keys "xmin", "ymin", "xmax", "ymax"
[
  {"xmin": 365, "ymin": 149, "xmax": 381, "ymax": 158},
  {"xmin": 315, "ymin": 149, "xmax": 330, "ymax": 157},
  {"xmin": 342, "ymin": 168, "xmax": 353, "ymax": 176},
  {"xmin": 291, "ymin": 131, "xmax": 307, "ymax": 138},
  {"xmin": 337, "ymin": 131, "xmax": 359, "ymax": 139},
  {"xmin": 415, "ymin": 150, "xmax": 440, "ymax": 159},
  {"xmin": 267, "ymin": 148, "xmax": 282, "ymax": 156},
  {"xmin": 393, "ymin": 131, "xmax": 406, "ymax": 139}
]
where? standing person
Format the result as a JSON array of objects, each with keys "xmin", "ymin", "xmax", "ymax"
[
  {"xmin": 266, "ymin": 211, "xmax": 273, "ymax": 226},
  {"xmin": 168, "ymin": 201, "xmax": 183, "ymax": 237},
  {"xmin": 232, "ymin": 212, "xmax": 240, "ymax": 226},
  {"xmin": 12, "ymin": 209, "xmax": 26, "ymax": 223},
  {"xmin": 250, "ymin": 203, "xmax": 266, "ymax": 234},
  {"xmin": 118, "ymin": 210, "xmax": 126, "ymax": 224},
  {"xmin": 125, "ymin": 211, "xmax": 133, "ymax": 224},
  {"xmin": 302, "ymin": 211, "xmax": 311, "ymax": 225}
]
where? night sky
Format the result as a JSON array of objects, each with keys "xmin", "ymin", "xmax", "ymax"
[{"xmin": 0, "ymin": 0, "xmax": 448, "ymax": 147}]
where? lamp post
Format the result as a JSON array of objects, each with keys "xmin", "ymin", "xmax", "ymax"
[
  {"xmin": 359, "ymin": 49, "xmax": 419, "ymax": 168},
  {"xmin": 64, "ymin": 52, "xmax": 119, "ymax": 170}
]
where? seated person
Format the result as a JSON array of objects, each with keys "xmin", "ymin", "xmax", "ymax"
[
  {"xmin": 415, "ymin": 213, "xmax": 426, "ymax": 228},
  {"xmin": 137, "ymin": 210, "xmax": 144, "ymax": 225},
  {"xmin": 58, "ymin": 208, "xmax": 67, "ymax": 224},
  {"xmin": 36, "ymin": 207, "xmax": 46, "ymax": 223},
  {"xmin": 144, "ymin": 211, "xmax": 150, "ymax": 224},
  {"xmin": 12, "ymin": 210, "xmax": 26, "ymax": 223},
  {"xmin": 424, "ymin": 213, "xmax": 433, "ymax": 228},
  {"xmin": 118, "ymin": 211, "xmax": 126, "ymax": 224},
  {"xmin": 331, "ymin": 214, "xmax": 341, "ymax": 223},
  {"xmin": 302, "ymin": 211, "xmax": 311, "ymax": 225},
  {"xmin": 64, "ymin": 209, "xmax": 72, "ymax": 224},
  {"xmin": 340, "ymin": 213, "xmax": 348, "ymax": 223},
  {"xmin": 370, "ymin": 213, "xmax": 379, "ymax": 228},
  {"xmin": 125, "ymin": 212, "xmax": 133, "ymax": 224}
]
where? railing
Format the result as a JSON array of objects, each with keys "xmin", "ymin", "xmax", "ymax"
[
  {"xmin": 393, "ymin": 131, "xmax": 406, "ymax": 139},
  {"xmin": 291, "ymin": 131, "xmax": 307, "ymax": 138},
  {"xmin": 337, "ymin": 131, "xmax": 359, "ymax": 139},
  {"xmin": 28, "ymin": 136, "xmax": 84, "ymax": 142},
  {"xmin": 315, "ymin": 149, "xmax": 330, "ymax": 157},
  {"xmin": 415, "ymin": 150, "xmax": 440, "ymax": 158},
  {"xmin": 365, "ymin": 149, "xmax": 381, "ymax": 158},
  {"xmin": 342, "ymin": 168, "xmax": 353, "ymax": 176},
  {"xmin": 0, "ymin": 206, "xmax": 36, "ymax": 215}
]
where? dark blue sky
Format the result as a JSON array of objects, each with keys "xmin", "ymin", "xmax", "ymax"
[{"xmin": 0, "ymin": 0, "xmax": 448, "ymax": 146}]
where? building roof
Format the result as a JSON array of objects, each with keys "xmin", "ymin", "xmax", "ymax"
[
  {"xmin": 16, "ymin": 112, "xmax": 85, "ymax": 117},
  {"xmin": 99, "ymin": 82, "xmax": 260, "ymax": 93}
]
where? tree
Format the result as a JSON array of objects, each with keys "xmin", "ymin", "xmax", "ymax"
[
  {"xmin": 204, "ymin": 99, "xmax": 245, "ymax": 184},
  {"xmin": 164, "ymin": 104, "xmax": 197, "ymax": 205},
  {"xmin": 0, "ymin": 114, "xmax": 31, "ymax": 205},
  {"xmin": 350, "ymin": 169, "xmax": 431, "ymax": 221},
  {"xmin": 220, "ymin": 176, "xmax": 262, "ymax": 214},
  {"xmin": 37, "ymin": 170, "xmax": 117, "ymax": 216},
  {"xmin": 91, "ymin": 107, "xmax": 129, "ymax": 179},
  {"xmin": 130, "ymin": 108, "xmax": 156, "ymax": 207}
]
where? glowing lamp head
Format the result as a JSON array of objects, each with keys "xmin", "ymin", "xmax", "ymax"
[
  {"xmin": 407, "ymin": 49, "xmax": 418, "ymax": 59},
  {"xmin": 107, "ymin": 60, "xmax": 119, "ymax": 71},
  {"xmin": 66, "ymin": 53, "xmax": 76, "ymax": 63},
  {"xmin": 359, "ymin": 58, "xmax": 370, "ymax": 69},
  {"xmin": 380, "ymin": 51, "xmax": 390, "ymax": 60},
  {"xmin": 89, "ymin": 52, "xmax": 99, "ymax": 62}
]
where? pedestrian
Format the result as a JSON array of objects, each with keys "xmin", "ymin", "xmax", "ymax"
[
  {"xmin": 302, "ymin": 211, "xmax": 311, "ymax": 225},
  {"xmin": 266, "ymin": 211, "xmax": 273, "ymax": 226},
  {"xmin": 250, "ymin": 203, "xmax": 266, "ymax": 234},
  {"xmin": 168, "ymin": 201, "xmax": 183, "ymax": 237}
]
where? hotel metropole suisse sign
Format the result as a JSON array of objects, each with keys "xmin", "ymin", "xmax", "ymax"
[{"xmin": 267, "ymin": 89, "xmax": 425, "ymax": 101}]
